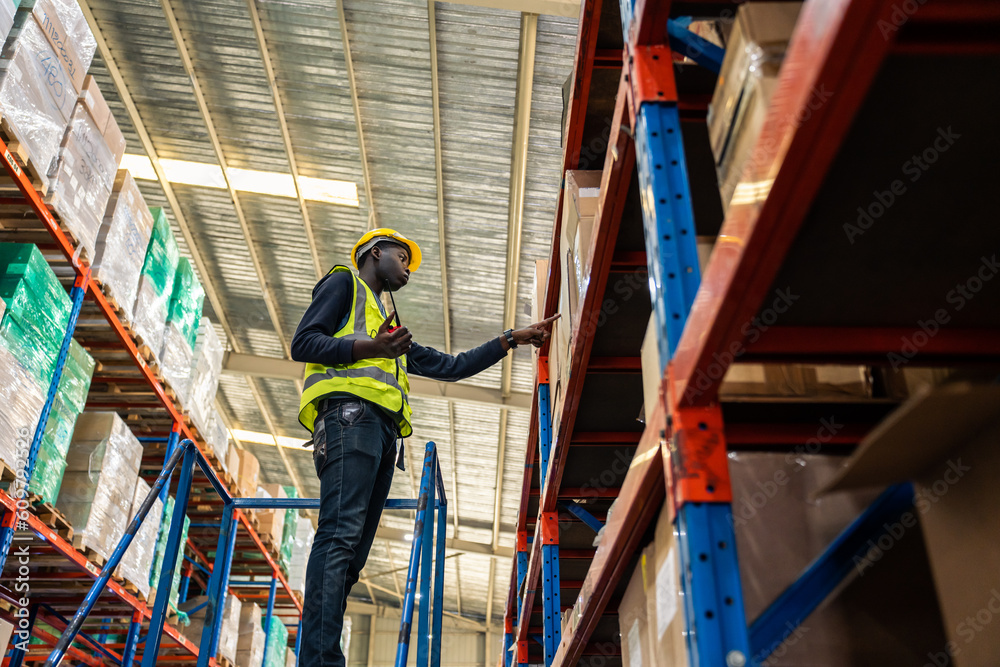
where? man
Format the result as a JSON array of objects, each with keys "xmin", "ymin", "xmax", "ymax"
[{"xmin": 291, "ymin": 228, "xmax": 557, "ymax": 666}]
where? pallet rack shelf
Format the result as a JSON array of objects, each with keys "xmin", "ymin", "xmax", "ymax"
[
  {"xmin": 504, "ymin": 1, "xmax": 1000, "ymax": 666},
  {"xmin": 0, "ymin": 133, "xmax": 303, "ymax": 666}
]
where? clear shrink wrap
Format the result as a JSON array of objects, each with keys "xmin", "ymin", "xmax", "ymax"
[
  {"xmin": 201, "ymin": 409, "xmax": 229, "ymax": 470},
  {"xmin": 166, "ymin": 257, "xmax": 204, "ymax": 352},
  {"xmin": 56, "ymin": 412, "xmax": 143, "ymax": 562},
  {"xmin": 287, "ymin": 515, "xmax": 315, "ymax": 595},
  {"xmin": 114, "ymin": 478, "xmax": 163, "ymax": 599},
  {"xmin": 187, "ymin": 318, "xmax": 225, "ymax": 433},
  {"xmin": 46, "ymin": 103, "xmax": 118, "ymax": 261},
  {"xmin": 218, "ymin": 593, "xmax": 242, "ymax": 665},
  {"xmin": 132, "ymin": 208, "xmax": 178, "ymax": 359},
  {"xmin": 0, "ymin": 12, "xmax": 75, "ymax": 175},
  {"xmin": 279, "ymin": 485, "xmax": 298, "ymax": 573},
  {"xmin": 1, "ymin": 0, "xmax": 14, "ymax": 45},
  {"xmin": 148, "ymin": 494, "xmax": 191, "ymax": 615},
  {"xmin": 15, "ymin": 0, "xmax": 96, "ymax": 72},
  {"xmin": 0, "ymin": 345, "xmax": 45, "ymax": 475},
  {"xmin": 237, "ymin": 602, "xmax": 266, "ymax": 667},
  {"xmin": 159, "ymin": 321, "xmax": 193, "ymax": 406},
  {"xmin": 263, "ymin": 613, "xmax": 289, "ymax": 667},
  {"xmin": 27, "ymin": 395, "xmax": 72, "ymax": 504},
  {"xmin": 93, "ymin": 170, "xmax": 154, "ymax": 323}
]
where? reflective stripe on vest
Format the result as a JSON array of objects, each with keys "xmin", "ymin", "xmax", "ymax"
[{"xmin": 298, "ymin": 266, "xmax": 413, "ymax": 436}]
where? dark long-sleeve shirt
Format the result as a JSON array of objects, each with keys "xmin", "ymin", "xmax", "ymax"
[{"xmin": 291, "ymin": 271, "xmax": 507, "ymax": 381}]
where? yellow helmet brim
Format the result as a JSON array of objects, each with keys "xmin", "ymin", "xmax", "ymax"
[{"xmin": 351, "ymin": 228, "xmax": 422, "ymax": 272}]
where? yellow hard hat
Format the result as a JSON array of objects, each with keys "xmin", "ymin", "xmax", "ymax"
[{"xmin": 351, "ymin": 228, "xmax": 422, "ymax": 272}]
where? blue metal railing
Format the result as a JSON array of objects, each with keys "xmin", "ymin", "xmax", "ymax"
[{"xmin": 40, "ymin": 437, "xmax": 449, "ymax": 667}]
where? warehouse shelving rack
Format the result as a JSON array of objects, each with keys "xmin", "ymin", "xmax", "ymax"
[
  {"xmin": 504, "ymin": 1, "xmax": 1000, "ymax": 666},
  {"xmin": 0, "ymin": 134, "xmax": 302, "ymax": 665},
  {"xmin": 38, "ymin": 438, "xmax": 451, "ymax": 667}
]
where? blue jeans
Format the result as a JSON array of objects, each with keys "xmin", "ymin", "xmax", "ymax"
[{"xmin": 299, "ymin": 397, "xmax": 397, "ymax": 666}]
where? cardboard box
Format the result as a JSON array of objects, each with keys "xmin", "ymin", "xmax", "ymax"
[
  {"xmin": 823, "ymin": 383, "xmax": 1000, "ymax": 667},
  {"xmin": 103, "ymin": 111, "xmax": 126, "ymax": 166},
  {"xmin": 235, "ymin": 448, "xmax": 259, "ymax": 499},
  {"xmin": 618, "ymin": 544, "xmax": 656, "ymax": 667},
  {"xmin": 0, "ymin": 616, "xmax": 14, "ymax": 658},
  {"xmin": 256, "ymin": 483, "xmax": 287, "ymax": 546},
  {"xmin": 652, "ymin": 506, "xmax": 687, "ymax": 666},
  {"xmin": 531, "ymin": 259, "xmax": 548, "ymax": 326},
  {"xmin": 226, "ymin": 442, "xmax": 240, "ymax": 482},
  {"xmin": 31, "ymin": 0, "xmax": 87, "ymax": 93},
  {"xmin": 640, "ymin": 314, "xmax": 662, "ymax": 424},
  {"xmin": 79, "ymin": 74, "xmax": 111, "ymax": 134},
  {"xmin": 560, "ymin": 170, "xmax": 602, "ymax": 320},
  {"xmin": 720, "ymin": 363, "xmax": 870, "ymax": 398},
  {"xmin": 707, "ymin": 3, "xmax": 802, "ymax": 210}
]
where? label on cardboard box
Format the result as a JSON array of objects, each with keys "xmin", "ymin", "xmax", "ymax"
[
  {"xmin": 656, "ymin": 547, "xmax": 678, "ymax": 639},
  {"xmin": 33, "ymin": 0, "xmax": 85, "ymax": 94}
]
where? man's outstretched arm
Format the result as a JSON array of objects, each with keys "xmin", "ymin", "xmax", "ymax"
[{"xmin": 407, "ymin": 315, "xmax": 559, "ymax": 381}]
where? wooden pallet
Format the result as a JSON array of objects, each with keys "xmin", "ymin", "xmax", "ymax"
[
  {"xmin": 0, "ymin": 460, "xmax": 20, "ymax": 484},
  {"xmin": 30, "ymin": 498, "xmax": 74, "ymax": 542},
  {"xmin": 72, "ymin": 538, "xmax": 107, "ymax": 568},
  {"xmin": 291, "ymin": 589, "xmax": 304, "ymax": 607},
  {"xmin": 217, "ymin": 656, "xmax": 236, "ymax": 667},
  {"xmin": 0, "ymin": 117, "xmax": 49, "ymax": 196},
  {"xmin": 119, "ymin": 578, "xmax": 147, "ymax": 603}
]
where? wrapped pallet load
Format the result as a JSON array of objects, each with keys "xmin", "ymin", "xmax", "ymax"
[
  {"xmin": 287, "ymin": 515, "xmax": 315, "ymax": 597},
  {"xmin": 0, "ymin": 344, "xmax": 45, "ymax": 474},
  {"xmin": 28, "ymin": 338, "xmax": 94, "ymax": 504},
  {"xmin": 263, "ymin": 613, "xmax": 289, "ymax": 667},
  {"xmin": 187, "ymin": 317, "xmax": 225, "ymax": 435},
  {"xmin": 218, "ymin": 593, "xmax": 242, "ymax": 666},
  {"xmin": 237, "ymin": 602, "xmax": 266, "ymax": 667},
  {"xmin": 46, "ymin": 94, "xmax": 124, "ymax": 261},
  {"xmin": 0, "ymin": 0, "xmax": 15, "ymax": 44},
  {"xmin": 56, "ymin": 412, "xmax": 142, "ymax": 562},
  {"xmin": 202, "ymin": 409, "xmax": 230, "ymax": 471},
  {"xmin": 93, "ymin": 170, "xmax": 156, "ymax": 322},
  {"xmin": 0, "ymin": 244, "xmax": 72, "ymax": 385},
  {"xmin": 0, "ymin": 0, "xmax": 94, "ymax": 181},
  {"xmin": 132, "ymin": 207, "xmax": 179, "ymax": 362},
  {"xmin": 114, "ymin": 478, "xmax": 163, "ymax": 600},
  {"xmin": 160, "ymin": 258, "xmax": 205, "ymax": 405},
  {"xmin": 255, "ymin": 483, "xmax": 287, "ymax": 549},
  {"xmin": 279, "ymin": 485, "xmax": 298, "ymax": 573},
  {"xmin": 148, "ymin": 494, "xmax": 191, "ymax": 616}
]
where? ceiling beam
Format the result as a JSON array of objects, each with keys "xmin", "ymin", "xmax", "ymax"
[
  {"xmin": 501, "ymin": 13, "xmax": 538, "ymax": 399},
  {"xmin": 222, "ymin": 352, "xmax": 532, "ymax": 411},
  {"xmin": 158, "ymin": 0, "xmax": 292, "ymax": 359},
  {"xmin": 375, "ymin": 526, "xmax": 513, "ymax": 560},
  {"xmin": 244, "ymin": 0, "xmax": 323, "ymax": 280},
  {"xmin": 491, "ymin": 409, "xmax": 509, "ymax": 552},
  {"xmin": 336, "ymin": 0, "xmax": 377, "ymax": 230},
  {"xmin": 439, "ymin": 0, "xmax": 580, "ymax": 18}
]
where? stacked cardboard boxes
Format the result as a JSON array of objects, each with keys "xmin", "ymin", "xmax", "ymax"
[
  {"xmin": 0, "ymin": 345, "xmax": 45, "ymax": 474},
  {"xmin": 93, "ymin": 170, "xmax": 155, "ymax": 323},
  {"xmin": 114, "ymin": 478, "xmax": 163, "ymax": 599},
  {"xmin": 56, "ymin": 412, "xmax": 143, "ymax": 562},
  {"xmin": 256, "ymin": 483, "xmax": 287, "ymax": 549},
  {"xmin": 237, "ymin": 602, "xmax": 266, "ymax": 667},
  {"xmin": 0, "ymin": 0, "xmax": 94, "ymax": 180},
  {"xmin": 234, "ymin": 449, "xmax": 260, "ymax": 499},
  {"xmin": 707, "ymin": 3, "xmax": 803, "ymax": 211},
  {"xmin": 286, "ymin": 515, "xmax": 315, "ymax": 597},
  {"xmin": 219, "ymin": 593, "xmax": 243, "ymax": 665}
]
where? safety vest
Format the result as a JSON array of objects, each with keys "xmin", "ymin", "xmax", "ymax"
[{"xmin": 298, "ymin": 266, "xmax": 413, "ymax": 437}]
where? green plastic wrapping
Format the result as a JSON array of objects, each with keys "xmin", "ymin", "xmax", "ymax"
[
  {"xmin": 149, "ymin": 494, "xmax": 191, "ymax": 616},
  {"xmin": 133, "ymin": 208, "xmax": 179, "ymax": 356},
  {"xmin": 0, "ymin": 244, "xmax": 72, "ymax": 320},
  {"xmin": 262, "ymin": 612, "xmax": 289, "ymax": 667},
  {"xmin": 166, "ymin": 257, "xmax": 205, "ymax": 352},
  {"xmin": 59, "ymin": 338, "xmax": 95, "ymax": 414},
  {"xmin": 26, "ymin": 433, "xmax": 67, "ymax": 505},
  {"xmin": 279, "ymin": 485, "xmax": 298, "ymax": 573}
]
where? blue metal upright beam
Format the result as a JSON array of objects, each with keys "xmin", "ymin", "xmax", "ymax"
[
  {"xmin": 539, "ymin": 512, "xmax": 561, "ymax": 667},
  {"xmin": 199, "ymin": 502, "xmax": 238, "ymax": 667},
  {"xmin": 7, "ymin": 603, "xmax": 37, "ymax": 667},
  {"xmin": 0, "ymin": 276, "xmax": 86, "ymax": 574},
  {"xmin": 430, "ymin": 500, "xmax": 447, "ymax": 667},
  {"xmin": 260, "ymin": 575, "xmax": 279, "ymax": 667},
  {"xmin": 537, "ymin": 382, "xmax": 552, "ymax": 489},
  {"xmin": 676, "ymin": 503, "xmax": 751, "ymax": 667},
  {"xmin": 141, "ymin": 443, "xmax": 197, "ymax": 667},
  {"xmin": 666, "ymin": 18, "xmax": 725, "ymax": 73},
  {"xmin": 121, "ymin": 610, "xmax": 143, "ymax": 667},
  {"xmin": 394, "ymin": 441, "xmax": 437, "ymax": 667},
  {"xmin": 635, "ymin": 102, "xmax": 703, "ymax": 364},
  {"xmin": 416, "ymin": 457, "xmax": 437, "ymax": 667}
]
